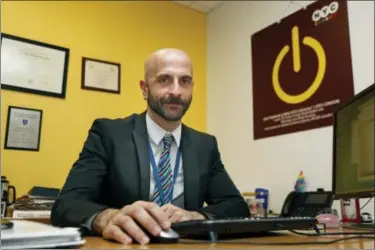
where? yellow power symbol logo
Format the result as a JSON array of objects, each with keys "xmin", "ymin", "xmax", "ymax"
[{"xmin": 272, "ymin": 26, "xmax": 327, "ymax": 104}]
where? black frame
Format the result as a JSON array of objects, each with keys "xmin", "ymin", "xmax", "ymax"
[
  {"xmin": 1, "ymin": 33, "xmax": 69, "ymax": 98},
  {"xmin": 332, "ymin": 83, "xmax": 375, "ymax": 199},
  {"xmin": 81, "ymin": 57, "xmax": 121, "ymax": 94},
  {"xmin": 4, "ymin": 106, "xmax": 43, "ymax": 151}
]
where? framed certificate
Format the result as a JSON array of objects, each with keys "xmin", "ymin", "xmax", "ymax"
[
  {"xmin": 81, "ymin": 57, "xmax": 121, "ymax": 94},
  {"xmin": 1, "ymin": 33, "xmax": 69, "ymax": 98},
  {"xmin": 4, "ymin": 106, "xmax": 43, "ymax": 151}
]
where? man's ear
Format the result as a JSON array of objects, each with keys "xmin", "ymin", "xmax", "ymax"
[{"xmin": 140, "ymin": 80, "xmax": 148, "ymax": 100}]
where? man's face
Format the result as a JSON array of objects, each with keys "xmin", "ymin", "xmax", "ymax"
[{"xmin": 145, "ymin": 53, "xmax": 194, "ymax": 121}]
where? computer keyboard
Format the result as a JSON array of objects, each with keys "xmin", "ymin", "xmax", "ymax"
[{"xmin": 171, "ymin": 216, "xmax": 318, "ymax": 236}]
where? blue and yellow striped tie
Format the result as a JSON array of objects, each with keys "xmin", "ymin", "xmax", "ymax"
[{"xmin": 151, "ymin": 134, "xmax": 174, "ymax": 206}]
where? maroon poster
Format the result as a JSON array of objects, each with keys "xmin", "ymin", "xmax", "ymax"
[{"xmin": 251, "ymin": 0, "xmax": 354, "ymax": 140}]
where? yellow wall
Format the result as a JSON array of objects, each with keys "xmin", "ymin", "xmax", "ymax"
[{"xmin": 1, "ymin": 1, "xmax": 206, "ymax": 196}]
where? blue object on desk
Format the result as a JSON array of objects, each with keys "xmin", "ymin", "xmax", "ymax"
[{"xmin": 255, "ymin": 188, "xmax": 269, "ymax": 213}]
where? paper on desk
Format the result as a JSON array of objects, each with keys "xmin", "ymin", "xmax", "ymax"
[{"xmin": 1, "ymin": 220, "xmax": 85, "ymax": 249}]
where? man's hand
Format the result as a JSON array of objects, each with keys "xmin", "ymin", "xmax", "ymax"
[
  {"xmin": 161, "ymin": 204, "xmax": 205, "ymax": 223},
  {"xmin": 92, "ymin": 201, "xmax": 170, "ymax": 245}
]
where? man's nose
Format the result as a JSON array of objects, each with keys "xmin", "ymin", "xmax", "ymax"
[{"xmin": 169, "ymin": 78, "xmax": 182, "ymax": 96}]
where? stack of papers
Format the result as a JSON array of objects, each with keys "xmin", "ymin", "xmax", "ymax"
[
  {"xmin": 11, "ymin": 187, "xmax": 58, "ymax": 219},
  {"xmin": 1, "ymin": 220, "xmax": 85, "ymax": 249}
]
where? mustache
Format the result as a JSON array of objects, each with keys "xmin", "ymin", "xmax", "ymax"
[{"xmin": 160, "ymin": 97, "xmax": 185, "ymax": 105}]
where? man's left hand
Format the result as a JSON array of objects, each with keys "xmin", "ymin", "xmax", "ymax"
[{"xmin": 161, "ymin": 204, "xmax": 205, "ymax": 223}]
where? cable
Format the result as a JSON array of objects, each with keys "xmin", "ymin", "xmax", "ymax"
[
  {"xmin": 342, "ymin": 224, "xmax": 375, "ymax": 231},
  {"xmin": 178, "ymin": 236, "xmax": 375, "ymax": 246},
  {"xmin": 361, "ymin": 197, "xmax": 373, "ymax": 210},
  {"xmin": 284, "ymin": 224, "xmax": 374, "ymax": 236},
  {"xmin": 288, "ymin": 229, "xmax": 375, "ymax": 236}
]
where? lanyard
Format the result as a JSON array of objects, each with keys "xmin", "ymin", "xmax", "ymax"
[{"xmin": 148, "ymin": 143, "xmax": 182, "ymax": 205}]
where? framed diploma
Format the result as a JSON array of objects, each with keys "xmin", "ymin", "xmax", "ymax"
[
  {"xmin": 81, "ymin": 57, "xmax": 121, "ymax": 94},
  {"xmin": 4, "ymin": 106, "xmax": 43, "ymax": 151},
  {"xmin": 1, "ymin": 33, "xmax": 69, "ymax": 98}
]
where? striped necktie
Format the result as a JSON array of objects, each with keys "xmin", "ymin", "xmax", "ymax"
[{"xmin": 151, "ymin": 133, "xmax": 174, "ymax": 206}]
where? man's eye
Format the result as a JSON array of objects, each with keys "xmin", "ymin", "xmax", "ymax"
[
  {"xmin": 158, "ymin": 77, "xmax": 169, "ymax": 83},
  {"xmin": 182, "ymin": 78, "xmax": 192, "ymax": 84}
]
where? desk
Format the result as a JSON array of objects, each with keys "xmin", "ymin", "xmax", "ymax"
[{"xmin": 81, "ymin": 229, "xmax": 375, "ymax": 249}]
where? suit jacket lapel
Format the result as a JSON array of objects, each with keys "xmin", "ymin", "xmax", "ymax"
[
  {"xmin": 133, "ymin": 112, "xmax": 150, "ymax": 201},
  {"xmin": 181, "ymin": 125, "xmax": 200, "ymax": 210}
]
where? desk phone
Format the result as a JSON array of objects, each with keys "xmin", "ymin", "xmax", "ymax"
[{"xmin": 280, "ymin": 190, "xmax": 334, "ymax": 217}]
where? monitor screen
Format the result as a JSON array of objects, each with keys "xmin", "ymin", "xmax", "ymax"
[{"xmin": 333, "ymin": 84, "xmax": 375, "ymax": 199}]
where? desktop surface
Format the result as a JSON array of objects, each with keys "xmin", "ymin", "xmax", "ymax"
[
  {"xmin": 3, "ymin": 214, "xmax": 374, "ymax": 248},
  {"xmin": 81, "ymin": 228, "xmax": 375, "ymax": 249}
]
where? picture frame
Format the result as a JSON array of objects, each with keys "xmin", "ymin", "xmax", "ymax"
[
  {"xmin": 81, "ymin": 57, "xmax": 121, "ymax": 94},
  {"xmin": 4, "ymin": 106, "xmax": 43, "ymax": 151},
  {"xmin": 1, "ymin": 33, "xmax": 70, "ymax": 98}
]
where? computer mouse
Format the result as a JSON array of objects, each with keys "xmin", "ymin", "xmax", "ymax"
[{"xmin": 149, "ymin": 228, "xmax": 179, "ymax": 243}]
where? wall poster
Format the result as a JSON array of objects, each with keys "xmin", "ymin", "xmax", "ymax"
[{"xmin": 251, "ymin": 0, "xmax": 354, "ymax": 139}]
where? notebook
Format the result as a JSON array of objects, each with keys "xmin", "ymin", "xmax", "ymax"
[{"xmin": 1, "ymin": 220, "xmax": 85, "ymax": 249}]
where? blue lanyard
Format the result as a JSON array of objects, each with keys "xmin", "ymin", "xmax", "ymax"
[{"xmin": 148, "ymin": 143, "xmax": 182, "ymax": 205}]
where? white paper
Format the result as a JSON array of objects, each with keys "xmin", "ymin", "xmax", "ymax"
[
  {"xmin": 84, "ymin": 59, "xmax": 119, "ymax": 91},
  {"xmin": 1, "ymin": 220, "xmax": 85, "ymax": 249},
  {"xmin": 1, "ymin": 37, "xmax": 66, "ymax": 94}
]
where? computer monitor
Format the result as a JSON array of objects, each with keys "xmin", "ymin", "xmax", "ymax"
[{"xmin": 332, "ymin": 83, "xmax": 374, "ymax": 200}]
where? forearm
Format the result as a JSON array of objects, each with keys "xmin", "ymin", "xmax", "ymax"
[
  {"xmin": 198, "ymin": 197, "xmax": 250, "ymax": 219},
  {"xmin": 51, "ymin": 197, "xmax": 109, "ymax": 229}
]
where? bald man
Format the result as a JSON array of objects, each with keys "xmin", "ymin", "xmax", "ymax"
[{"xmin": 51, "ymin": 48, "xmax": 250, "ymax": 244}]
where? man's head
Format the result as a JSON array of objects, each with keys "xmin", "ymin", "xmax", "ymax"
[{"xmin": 140, "ymin": 48, "xmax": 194, "ymax": 122}]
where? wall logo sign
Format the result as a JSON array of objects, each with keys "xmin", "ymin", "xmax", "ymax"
[{"xmin": 251, "ymin": 0, "xmax": 354, "ymax": 140}]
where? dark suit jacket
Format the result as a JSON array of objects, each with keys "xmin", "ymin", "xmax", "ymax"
[{"xmin": 51, "ymin": 112, "xmax": 250, "ymax": 230}]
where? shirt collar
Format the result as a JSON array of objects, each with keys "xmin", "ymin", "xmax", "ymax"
[{"xmin": 146, "ymin": 112, "xmax": 181, "ymax": 147}]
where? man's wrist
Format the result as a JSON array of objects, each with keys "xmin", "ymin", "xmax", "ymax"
[
  {"xmin": 92, "ymin": 208, "xmax": 119, "ymax": 234},
  {"xmin": 190, "ymin": 211, "xmax": 205, "ymax": 220},
  {"xmin": 196, "ymin": 211, "xmax": 216, "ymax": 220}
]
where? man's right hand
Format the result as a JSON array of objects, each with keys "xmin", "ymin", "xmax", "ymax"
[{"xmin": 92, "ymin": 201, "xmax": 171, "ymax": 245}]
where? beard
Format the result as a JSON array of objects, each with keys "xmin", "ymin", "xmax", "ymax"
[{"xmin": 147, "ymin": 91, "xmax": 192, "ymax": 121}]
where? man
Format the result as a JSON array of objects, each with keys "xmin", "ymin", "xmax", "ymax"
[{"xmin": 51, "ymin": 48, "xmax": 250, "ymax": 245}]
